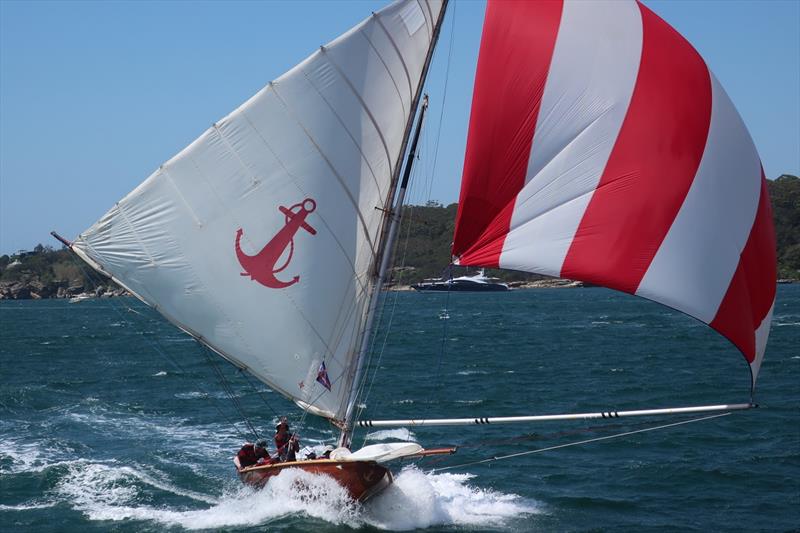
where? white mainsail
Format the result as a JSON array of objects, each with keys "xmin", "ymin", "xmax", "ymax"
[{"xmin": 72, "ymin": 0, "xmax": 444, "ymax": 421}]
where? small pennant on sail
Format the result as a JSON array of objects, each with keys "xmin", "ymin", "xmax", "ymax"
[{"xmin": 317, "ymin": 361, "xmax": 332, "ymax": 392}]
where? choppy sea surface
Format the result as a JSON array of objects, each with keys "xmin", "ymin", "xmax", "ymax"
[{"xmin": 1, "ymin": 286, "xmax": 798, "ymax": 532}]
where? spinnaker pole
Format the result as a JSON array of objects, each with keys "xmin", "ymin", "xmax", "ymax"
[{"xmin": 356, "ymin": 403, "xmax": 757, "ymax": 428}]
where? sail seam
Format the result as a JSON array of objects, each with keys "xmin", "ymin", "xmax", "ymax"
[
  {"xmin": 184, "ymin": 152, "xmax": 265, "ymax": 260},
  {"xmin": 268, "ymin": 82, "xmax": 377, "ymax": 257},
  {"xmin": 237, "ymin": 104, "xmax": 369, "ymax": 297},
  {"xmin": 359, "ymin": 29, "xmax": 407, "ymax": 126},
  {"xmin": 212, "ymin": 123, "xmax": 261, "ymax": 188},
  {"xmin": 120, "ymin": 180, "xmax": 262, "ymax": 381},
  {"xmin": 421, "ymin": 0, "xmax": 435, "ymax": 36},
  {"xmin": 298, "ymin": 286, "xmax": 364, "ymax": 419},
  {"xmin": 115, "ymin": 201, "xmax": 158, "ymax": 267},
  {"xmin": 160, "ymin": 167, "xmax": 203, "ymax": 228},
  {"xmin": 417, "ymin": 0, "xmax": 432, "ymax": 40},
  {"xmin": 320, "ymin": 47, "xmax": 395, "ymax": 180},
  {"xmin": 373, "ymin": 13, "xmax": 415, "ymax": 103},
  {"xmin": 300, "ymin": 67, "xmax": 385, "ymax": 199}
]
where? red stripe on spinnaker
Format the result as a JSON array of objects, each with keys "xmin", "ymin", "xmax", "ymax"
[
  {"xmin": 561, "ymin": 2, "xmax": 712, "ymax": 294},
  {"xmin": 452, "ymin": 0, "xmax": 563, "ymax": 266},
  {"xmin": 710, "ymin": 173, "xmax": 777, "ymax": 363}
]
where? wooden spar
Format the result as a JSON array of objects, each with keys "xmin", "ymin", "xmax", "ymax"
[
  {"xmin": 50, "ymin": 231, "xmax": 73, "ymax": 247},
  {"xmin": 408, "ymin": 447, "xmax": 458, "ymax": 458},
  {"xmin": 357, "ymin": 403, "xmax": 756, "ymax": 427}
]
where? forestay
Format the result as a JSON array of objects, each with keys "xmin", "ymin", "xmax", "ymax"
[
  {"xmin": 452, "ymin": 0, "xmax": 776, "ymax": 387},
  {"xmin": 72, "ymin": 0, "xmax": 444, "ymax": 421}
]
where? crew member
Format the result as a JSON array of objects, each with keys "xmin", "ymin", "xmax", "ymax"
[
  {"xmin": 236, "ymin": 439, "xmax": 270, "ymax": 468},
  {"xmin": 274, "ymin": 417, "xmax": 300, "ymax": 462}
]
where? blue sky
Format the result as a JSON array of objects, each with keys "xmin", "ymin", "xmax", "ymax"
[{"xmin": 1, "ymin": 0, "xmax": 798, "ymax": 254}]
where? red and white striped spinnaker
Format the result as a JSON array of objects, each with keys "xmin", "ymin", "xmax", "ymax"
[{"xmin": 452, "ymin": 0, "xmax": 776, "ymax": 387}]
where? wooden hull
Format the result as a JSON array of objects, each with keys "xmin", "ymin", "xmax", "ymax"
[{"xmin": 237, "ymin": 459, "xmax": 393, "ymax": 502}]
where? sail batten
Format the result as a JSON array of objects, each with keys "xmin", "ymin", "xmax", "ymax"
[
  {"xmin": 453, "ymin": 0, "xmax": 776, "ymax": 387},
  {"xmin": 74, "ymin": 0, "xmax": 445, "ymax": 421}
]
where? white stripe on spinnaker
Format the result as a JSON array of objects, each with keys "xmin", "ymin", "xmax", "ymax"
[
  {"xmin": 500, "ymin": 0, "xmax": 643, "ymax": 277},
  {"xmin": 636, "ymin": 73, "xmax": 762, "ymax": 323}
]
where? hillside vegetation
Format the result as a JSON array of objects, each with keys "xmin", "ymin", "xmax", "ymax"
[{"xmin": 2, "ymin": 175, "xmax": 798, "ymax": 297}]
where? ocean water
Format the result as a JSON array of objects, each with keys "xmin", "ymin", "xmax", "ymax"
[{"xmin": 1, "ymin": 286, "xmax": 798, "ymax": 532}]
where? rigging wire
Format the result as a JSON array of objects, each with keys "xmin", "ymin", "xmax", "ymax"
[
  {"xmin": 199, "ymin": 344, "xmax": 261, "ymax": 440},
  {"xmin": 426, "ymin": 0, "xmax": 457, "ymax": 202},
  {"xmin": 354, "ymin": 112, "xmax": 437, "ymax": 440},
  {"xmin": 354, "ymin": 163, "xmax": 423, "ymax": 445},
  {"xmin": 430, "ymin": 412, "xmax": 732, "ymax": 472},
  {"xmin": 238, "ymin": 369, "xmax": 282, "ymax": 420},
  {"xmin": 434, "ymin": 268, "xmax": 453, "ymax": 394}
]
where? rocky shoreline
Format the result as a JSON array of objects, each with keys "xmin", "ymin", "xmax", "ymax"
[{"xmin": 0, "ymin": 280, "xmax": 128, "ymax": 300}]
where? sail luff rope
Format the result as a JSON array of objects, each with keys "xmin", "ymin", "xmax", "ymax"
[{"xmin": 431, "ymin": 412, "xmax": 732, "ymax": 472}]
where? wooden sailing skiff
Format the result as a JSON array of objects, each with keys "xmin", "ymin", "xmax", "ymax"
[
  {"xmin": 236, "ymin": 459, "xmax": 392, "ymax": 502},
  {"xmin": 57, "ymin": 0, "xmax": 775, "ymax": 503}
]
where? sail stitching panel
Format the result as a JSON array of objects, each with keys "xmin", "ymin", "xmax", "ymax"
[
  {"xmin": 420, "ymin": 0, "xmax": 435, "ymax": 39},
  {"xmin": 79, "ymin": 217, "xmax": 280, "ymax": 405},
  {"xmin": 319, "ymin": 48, "xmax": 395, "ymax": 180},
  {"xmin": 236, "ymin": 107, "xmax": 368, "ymax": 297},
  {"xmin": 121, "ymin": 172, "xmax": 266, "ymax": 390},
  {"xmin": 373, "ymin": 14, "xmax": 414, "ymax": 106},
  {"xmin": 160, "ymin": 167, "xmax": 204, "ymax": 228},
  {"xmin": 415, "ymin": 0, "xmax": 432, "ymax": 41},
  {"xmin": 359, "ymin": 29, "xmax": 407, "ymax": 120},
  {"xmin": 268, "ymin": 83, "xmax": 378, "ymax": 257},
  {"xmin": 290, "ymin": 283, "xmax": 366, "ymax": 420},
  {"xmin": 182, "ymin": 150, "xmax": 266, "ymax": 275},
  {"xmin": 212, "ymin": 124, "xmax": 261, "ymax": 189},
  {"xmin": 115, "ymin": 201, "xmax": 158, "ymax": 268},
  {"xmin": 302, "ymin": 289, "xmax": 366, "ymax": 419},
  {"xmin": 299, "ymin": 67, "xmax": 385, "ymax": 200}
]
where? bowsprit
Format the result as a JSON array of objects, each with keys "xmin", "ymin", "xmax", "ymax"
[{"xmin": 235, "ymin": 198, "xmax": 317, "ymax": 289}]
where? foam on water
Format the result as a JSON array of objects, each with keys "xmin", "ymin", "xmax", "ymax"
[
  {"xmin": 50, "ymin": 463, "xmax": 536, "ymax": 531},
  {"xmin": 364, "ymin": 466, "xmax": 539, "ymax": 530},
  {"xmin": 0, "ymin": 436, "xmax": 79, "ymax": 474}
]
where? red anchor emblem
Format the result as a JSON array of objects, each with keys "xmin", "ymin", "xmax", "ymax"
[{"xmin": 235, "ymin": 198, "xmax": 317, "ymax": 289}]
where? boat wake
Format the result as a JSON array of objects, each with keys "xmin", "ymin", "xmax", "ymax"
[
  {"xmin": 7, "ymin": 451, "xmax": 538, "ymax": 531},
  {"xmin": 364, "ymin": 466, "xmax": 540, "ymax": 530}
]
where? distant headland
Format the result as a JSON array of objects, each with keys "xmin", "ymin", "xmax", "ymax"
[{"xmin": 1, "ymin": 175, "xmax": 797, "ymax": 300}]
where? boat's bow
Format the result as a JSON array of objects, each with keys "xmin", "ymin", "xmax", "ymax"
[{"xmin": 236, "ymin": 458, "xmax": 392, "ymax": 502}]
